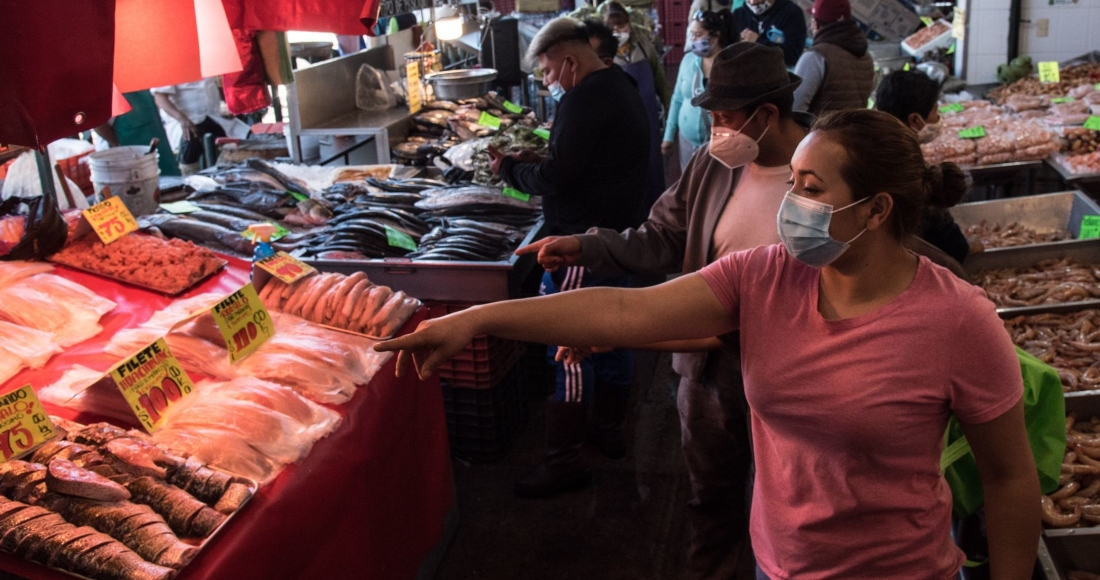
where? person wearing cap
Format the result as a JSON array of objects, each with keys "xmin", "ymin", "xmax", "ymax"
[
  {"xmin": 487, "ymin": 16, "xmax": 650, "ymax": 500},
  {"xmin": 516, "ymin": 42, "xmax": 812, "ymax": 579},
  {"xmin": 604, "ymin": 2, "xmax": 671, "ymax": 108},
  {"xmin": 732, "ymin": 0, "xmax": 806, "ymax": 68},
  {"xmin": 663, "ymin": 10, "xmax": 737, "ymax": 170},
  {"xmin": 791, "ymin": 0, "xmax": 874, "ymax": 115}
]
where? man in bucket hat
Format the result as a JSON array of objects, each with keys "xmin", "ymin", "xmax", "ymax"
[{"xmin": 517, "ymin": 42, "xmax": 812, "ymax": 579}]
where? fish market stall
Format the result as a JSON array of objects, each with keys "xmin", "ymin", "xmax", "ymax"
[
  {"xmin": 145, "ymin": 159, "xmax": 546, "ymax": 303},
  {"xmin": 0, "ymin": 247, "xmax": 453, "ymax": 579}
]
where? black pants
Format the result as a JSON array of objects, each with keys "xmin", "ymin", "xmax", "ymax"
[{"xmin": 178, "ymin": 117, "xmax": 226, "ymax": 165}]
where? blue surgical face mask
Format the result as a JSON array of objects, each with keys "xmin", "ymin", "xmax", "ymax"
[
  {"xmin": 549, "ymin": 82, "xmax": 566, "ymax": 102},
  {"xmin": 776, "ymin": 191, "xmax": 870, "ymax": 268},
  {"xmin": 690, "ymin": 37, "xmax": 713, "ymax": 57},
  {"xmin": 547, "ymin": 60, "xmax": 576, "ymax": 103}
]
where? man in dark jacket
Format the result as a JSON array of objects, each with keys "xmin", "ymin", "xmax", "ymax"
[
  {"xmin": 488, "ymin": 16, "xmax": 649, "ymax": 499},
  {"xmin": 792, "ymin": 0, "xmax": 874, "ymax": 115},
  {"xmin": 733, "ymin": 0, "xmax": 806, "ymax": 67}
]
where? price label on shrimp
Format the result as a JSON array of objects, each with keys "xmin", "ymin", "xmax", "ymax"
[
  {"xmin": 82, "ymin": 196, "xmax": 138, "ymax": 245},
  {"xmin": 1080, "ymin": 216, "xmax": 1100, "ymax": 240},
  {"xmin": 1084, "ymin": 116, "xmax": 1100, "ymax": 131},
  {"xmin": 211, "ymin": 283, "xmax": 274, "ymax": 363},
  {"xmin": 256, "ymin": 251, "xmax": 316, "ymax": 284},
  {"xmin": 109, "ymin": 339, "xmax": 196, "ymax": 433},
  {"xmin": 0, "ymin": 385, "xmax": 57, "ymax": 462}
]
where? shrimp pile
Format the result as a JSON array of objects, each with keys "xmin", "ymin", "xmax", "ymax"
[
  {"xmin": 1005, "ymin": 310, "xmax": 1100, "ymax": 392},
  {"xmin": 1043, "ymin": 414, "xmax": 1100, "ymax": 528},
  {"xmin": 964, "ymin": 220, "xmax": 1072, "ymax": 249},
  {"xmin": 977, "ymin": 258, "xmax": 1100, "ymax": 308}
]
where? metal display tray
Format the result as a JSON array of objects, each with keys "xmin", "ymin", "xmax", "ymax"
[
  {"xmin": 1047, "ymin": 156, "xmax": 1100, "ymax": 183},
  {"xmin": 952, "ymin": 190, "xmax": 1100, "ymax": 256},
  {"xmin": 965, "ymin": 159, "xmax": 1045, "ymax": 176},
  {"xmin": 966, "ymin": 241, "xmax": 1100, "ymax": 318},
  {"xmin": 1042, "ymin": 388, "xmax": 1100, "ymax": 580},
  {"xmin": 303, "ymin": 218, "xmax": 545, "ymax": 303}
]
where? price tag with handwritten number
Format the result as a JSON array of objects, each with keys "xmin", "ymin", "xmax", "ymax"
[
  {"xmin": 212, "ymin": 284, "xmax": 274, "ymax": 363},
  {"xmin": 503, "ymin": 187, "xmax": 531, "ymax": 202},
  {"xmin": 406, "ymin": 62, "xmax": 423, "ymax": 114},
  {"xmin": 533, "ymin": 128, "xmax": 550, "ymax": 140},
  {"xmin": 0, "ymin": 385, "xmax": 57, "ymax": 462},
  {"xmin": 256, "ymin": 251, "xmax": 317, "ymax": 284},
  {"xmin": 478, "ymin": 111, "xmax": 502, "ymax": 129},
  {"xmin": 386, "ymin": 226, "xmax": 418, "ymax": 251},
  {"xmin": 1084, "ymin": 116, "xmax": 1100, "ymax": 131},
  {"xmin": 109, "ymin": 339, "xmax": 196, "ymax": 433},
  {"xmin": 503, "ymin": 100, "xmax": 523, "ymax": 114},
  {"xmin": 1081, "ymin": 216, "xmax": 1100, "ymax": 240},
  {"xmin": 958, "ymin": 126, "xmax": 986, "ymax": 139},
  {"xmin": 939, "ymin": 103, "xmax": 965, "ymax": 114},
  {"xmin": 1038, "ymin": 61, "xmax": 1060, "ymax": 84},
  {"xmin": 83, "ymin": 197, "xmax": 138, "ymax": 245}
]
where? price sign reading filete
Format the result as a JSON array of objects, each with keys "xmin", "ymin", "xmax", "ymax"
[
  {"xmin": 256, "ymin": 251, "xmax": 317, "ymax": 284},
  {"xmin": 109, "ymin": 339, "xmax": 196, "ymax": 433},
  {"xmin": 406, "ymin": 62, "xmax": 423, "ymax": 115},
  {"xmin": 0, "ymin": 385, "xmax": 58, "ymax": 462},
  {"xmin": 82, "ymin": 197, "xmax": 138, "ymax": 245},
  {"xmin": 212, "ymin": 284, "xmax": 274, "ymax": 363},
  {"xmin": 1081, "ymin": 216, "xmax": 1100, "ymax": 240}
]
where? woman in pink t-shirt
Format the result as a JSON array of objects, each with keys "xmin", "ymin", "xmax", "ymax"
[{"xmin": 377, "ymin": 110, "xmax": 1040, "ymax": 579}]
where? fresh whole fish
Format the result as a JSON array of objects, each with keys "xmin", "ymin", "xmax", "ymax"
[
  {"xmin": 244, "ymin": 158, "xmax": 313, "ymax": 196},
  {"xmin": 415, "ymin": 186, "xmax": 540, "ymax": 211},
  {"xmin": 190, "ymin": 202, "xmax": 274, "ymax": 223},
  {"xmin": 139, "ymin": 214, "xmax": 254, "ymax": 255}
]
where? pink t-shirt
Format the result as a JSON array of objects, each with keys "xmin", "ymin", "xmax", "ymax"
[{"xmin": 698, "ymin": 244, "xmax": 1023, "ymax": 580}]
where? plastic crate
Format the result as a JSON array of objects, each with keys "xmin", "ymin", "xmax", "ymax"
[
  {"xmin": 441, "ymin": 361, "xmax": 527, "ymax": 462},
  {"xmin": 56, "ymin": 151, "xmax": 94, "ymax": 197},
  {"xmin": 437, "ymin": 341, "xmax": 523, "ymax": 388}
]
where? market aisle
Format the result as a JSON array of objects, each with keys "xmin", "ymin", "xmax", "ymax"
[{"xmin": 436, "ymin": 351, "xmax": 692, "ymax": 580}]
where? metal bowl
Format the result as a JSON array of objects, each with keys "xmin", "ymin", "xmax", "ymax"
[{"xmin": 425, "ymin": 69, "xmax": 498, "ymax": 101}]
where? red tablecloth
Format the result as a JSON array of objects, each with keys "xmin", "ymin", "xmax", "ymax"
[{"xmin": 0, "ymin": 257, "xmax": 453, "ymax": 580}]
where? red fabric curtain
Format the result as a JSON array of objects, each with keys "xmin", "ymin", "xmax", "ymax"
[
  {"xmin": 0, "ymin": 0, "xmax": 117, "ymax": 149},
  {"xmin": 222, "ymin": 0, "xmax": 382, "ymax": 36}
]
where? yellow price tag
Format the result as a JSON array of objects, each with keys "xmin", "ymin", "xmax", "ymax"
[
  {"xmin": 406, "ymin": 62, "xmax": 423, "ymax": 115},
  {"xmin": 0, "ymin": 385, "xmax": 58, "ymax": 462},
  {"xmin": 109, "ymin": 338, "xmax": 196, "ymax": 433},
  {"xmin": 82, "ymin": 196, "xmax": 138, "ymax": 245},
  {"xmin": 211, "ymin": 283, "xmax": 274, "ymax": 363},
  {"xmin": 256, "ymin": 251, "xmax": 317, "ymax": 285},
  {"xmin": 1038, "ymin": 61, "xmax": 1061, "ymax": 84}
]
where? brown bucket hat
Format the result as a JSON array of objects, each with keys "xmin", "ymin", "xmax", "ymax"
[{"xmin": 691, "ymin": 42, "xmax": 802, "ymax": 111}]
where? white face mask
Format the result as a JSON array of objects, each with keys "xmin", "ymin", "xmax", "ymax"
[
  {"xmin": 776, "ymin": 191, "xmax": 870, "ymax": 268},
  {"xmin": 613, "ymin": 31, "xmax": 630, "ymax": 46},
  {"xmin": 547, "ymin": 60, "xmax": 577, "ymax": 102},
  {"xmin": 916, "ymin": 121, "xmax": 940, "ymax": 143},
  {"xmin": 748, "ymin": 0, "xmax": 773, "ymax": 15},
  {"xmin": 709, "ymin": 108, "xmax": 769, "ymax": 169}
]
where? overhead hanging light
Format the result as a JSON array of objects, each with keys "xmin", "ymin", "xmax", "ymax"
[{"xmin": 434, "ymin": 5, "xmax": 464, "ymax": 41}]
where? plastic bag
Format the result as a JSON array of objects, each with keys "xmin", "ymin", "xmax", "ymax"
[
  {"xmin": 354, "ymin": 64, "xmax": 396, "ymax": 111},
  {"xmin": 0, "ymin": 320, "xmax": 60, "ymax": 385},
  {"xmin": 38, "ymin": 365, "xmax": 138, "ymax": 426},
  {"xmin": 941, "ymin": 347, "xmax": 1066, "ymax": 519}
]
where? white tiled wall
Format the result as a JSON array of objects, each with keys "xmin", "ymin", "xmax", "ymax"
[
  {"xmin": 963, "ymin": 0, "xmax": 1100, "ymax": 84},
  {"xmin": 1019, "ymin": 0, "xmax": 1100, "ymax": 63},
  {"xmin": 962, "ymin": 0, "xmax": 1011, "ymax": 84}
]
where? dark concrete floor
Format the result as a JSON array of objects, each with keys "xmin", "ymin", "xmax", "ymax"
[{"xmin": 434, "ymin": 349, "xmax": 693, "ymax": 580}]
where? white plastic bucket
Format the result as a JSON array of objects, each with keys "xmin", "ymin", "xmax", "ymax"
[{"xmin": 88, "ymin": 145, "xmax": 160, "ymax": 216}]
